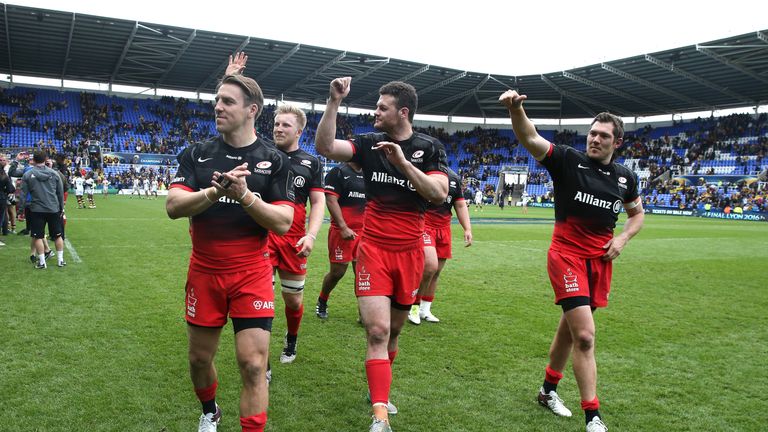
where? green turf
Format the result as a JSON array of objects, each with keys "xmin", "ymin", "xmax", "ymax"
[{"xmin": 3, "ymin": 196, "xmax": 766, "ymax": 431}]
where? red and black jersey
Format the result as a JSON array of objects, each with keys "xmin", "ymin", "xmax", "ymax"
[
  {"xmin": 170, "ymin": 136, "xmax": 295, "ymax": 272},
  {"xmin": 284, "ymin": 148, "xmax": 324, "ymax": 235},
  {"xmin": 540, "ymin": 143, "xmax": 640, "ymax": 258},
  {"xmin": 425, "ymin": 167, "xmax": 464, "ymax": 229},
  {"xmin": 324, "ymin": 163, "xmax": 366, "ymax": 231},
  {"xmin": 347, "ymin": 131, "xmax": 448, "ymax": 249}
]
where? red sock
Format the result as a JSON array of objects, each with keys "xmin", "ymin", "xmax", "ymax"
[
  {"xmin": 365, "ymin": 359, "xmax": 392, "ymax": 406},
  {"xmin": 545, "ymin": 365, "xmax": 563, "ymax": 385},
  {"xmin": 581, "ymin": 396, "xmax": 600, "ymax": 411},
  {"xmin": 414, "ymin": 295, "xmax": 422, "ymax": 305},
  {"xmin": 285, "ymin": 304, "xmax": 304, "ymax": 336},
  {"xmin": 240, "ymin": 412, "xmax": 267, "ymax": 432},
  {"xmin": 318, "ymin": 291, "xmax": 329, "ymax": 302},
  {"xmin": 421, "ymin": 295, "xmax": 434, "ymax": 302},
  {"xmin": 388, "ymin": 350, "xmax": 398, "ymax": 367},
  {"xmin": 194, "ymin": 380, "xmax": 218, "ymax": 402}
]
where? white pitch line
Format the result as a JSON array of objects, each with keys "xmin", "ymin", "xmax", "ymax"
[{"xmin": 64, "ymin": 238, "xmax": 82, "ymax": 263}]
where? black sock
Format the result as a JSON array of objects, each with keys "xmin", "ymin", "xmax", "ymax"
[
  {"xmin": 201, "ymin": 399, "xmax": 217, "ymax": 415},
  {"xmin": 317, "ymin": 297, "xmax": 327, "ymax": 306},
  {"xmin": 585, "ymin": 409, "xmax": 601, "ymax": 424},
  {"xmin": 286, "ymin": 333, "xmax": 298, "ymax": 344},
  {"xmin": 542, "ymin": 380, "xmax": 557, "ymax": 394}
]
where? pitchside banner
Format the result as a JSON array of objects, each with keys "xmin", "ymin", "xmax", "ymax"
[
  {"xmin": 645, "ymin": 206, "xmax": 767, "ymax": 221},
  {"xmin": 102, "ymin": 152, "xmax": 176, "ymax": 166}
]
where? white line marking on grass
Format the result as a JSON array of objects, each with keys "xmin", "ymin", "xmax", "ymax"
[{"xmin": 64, "ymin": 238, "xmax": 82, "ymax": 263}]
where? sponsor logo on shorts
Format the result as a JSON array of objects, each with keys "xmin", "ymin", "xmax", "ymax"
[
  {"xmin": 186, "ymin": 287, "xmax": 199, "ymax": 318},
  {"xmin": 253, "ymin": 300, "xmax": 275, "ymax": 311},
  {"xmin": 357, "ymin": 266, "xmax": 371, "ymax": 291},
  {"xmin": 563, "ymin": 268, "xmax": 579, "ymax": 293},
  {"xmin": 335, "ymin": 247, "xmax": 344, "ymax": 261}
]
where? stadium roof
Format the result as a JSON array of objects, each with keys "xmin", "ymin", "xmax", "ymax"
[{"xmin": 1, "ymin": 3, "xmax": 767, "ymax": 119}]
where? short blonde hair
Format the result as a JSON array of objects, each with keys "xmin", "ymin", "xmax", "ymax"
[{"xmin": 275, "ymin": 104, "xmax": 307, "ymax": 131}]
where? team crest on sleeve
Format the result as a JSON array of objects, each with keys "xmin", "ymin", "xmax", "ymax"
[
  {"xmin": 294, "ymin": 176, "xmax": 306, "ymax": 188},
  {"xmin": 300, "ymin": 159, "xmax": 312, "ymax": 166}
]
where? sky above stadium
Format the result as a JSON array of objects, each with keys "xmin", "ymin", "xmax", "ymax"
[{"xmin": 11, "ymin": 0, "xmax": 768, "ymax": 76}]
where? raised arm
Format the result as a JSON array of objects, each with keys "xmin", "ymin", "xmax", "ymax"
[
  {"xmin": 499, "ymin": 90, "xmax": 551, "ymax": 161},
  {"xmin": 315, "ymin": 77, "xmax": 354, "ymax": 162},
  {"xmin": 225, "ymin": 51, "xmax": 248, "ymax": 76}
]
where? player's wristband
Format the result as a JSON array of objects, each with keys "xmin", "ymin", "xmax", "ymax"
[
  {"xmin": 242, "ymin": 193, "xmax": 258, "ymax": 209},
  {"xmin": 306, "ymin": 233, "xmax": 317, "ymax": 240},
  {"xmin": 203, "ymin": 188, "xmax": 215, "ymax": 203},
  {"xmin": 238, "ymin": 188, "xmax": 248, "ymax": 202},
  {"xmin": 625, "ymin": 199, "xmax": 640, "ymax": 209}
]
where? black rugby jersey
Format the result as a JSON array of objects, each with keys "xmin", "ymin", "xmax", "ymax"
[
  {"xmin": 283, "ymin": 148, "xmax": 323, "ymax": 235},
  {"xmin": 540, "ymin": 143, "xmax": 639, "ymax": 258},
  {"xmin": 425, "ymin": 167, "xmax": 464, "ymax": 228},
  {"xmin": 348, "ymin": 131, "xmax": 448, "ymax": 249},
  {"xmin": 170, "ymin": 136, "xmax": 295, "ymax": 271},
  {"xmin": 324, "ymin": 163, "xmax": 366, "ymax": 230}
]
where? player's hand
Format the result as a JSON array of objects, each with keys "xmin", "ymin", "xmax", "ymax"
[
  {"xmin": 212, "ymin": 162, "xmax": 251, "ymax": 200},
  {"xmin": 226, "ymin": 52, "xmax": 248, "ymax": 76},
  {"xmin": 498, "ymin": 90, "xmax": 527, "ymax": 111},
  {"xmin": 340, "ymin": 226, "xmax": 357, "ymax": 240},
  {"xmin": 296, "ymin": 235, "xmax": 314, "ymax": 257},
  {"xmin": 464, "ymin": 231, "xmax": 473, "ymax": 247},
  {"xmin": 373, "ymin": 141, "xmax": 407, "ymax": 168},
  {"xmin": 329, "ymin": 77, "xmax": 351, "ymax": 102},
  {"xmin": 601, "ymin": 236, "xmax": 627, "ymax": 261}
]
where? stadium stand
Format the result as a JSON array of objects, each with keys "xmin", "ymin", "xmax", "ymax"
[{"xmin": 1, "ymin": 85, "xmax": 766, "ymax": 213}]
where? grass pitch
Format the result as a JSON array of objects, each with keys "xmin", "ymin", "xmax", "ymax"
[{"xmin": 3, "ymin": 197, "xmax": 766, "ymax": 431}]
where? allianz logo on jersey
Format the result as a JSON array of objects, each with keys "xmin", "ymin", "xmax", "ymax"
[
  {"xmin": 348, "ymin": 191, "xmax": 365, "ymax": 198},
  {"xmin": 215, "ymin": 191, "xmax": 262, "ymax": 205},
  {"xmin": 573, "ymin": 191, "xmax": 622, "ymax": 213},
  {"xmin": 371, "ymin": 171, "xmax": 415, "ymax": 191}
]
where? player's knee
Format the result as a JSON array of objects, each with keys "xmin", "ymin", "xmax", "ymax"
[
  {"xmin": 574, "ymin": 330, "xmax": 595, "ymax": 352},
  {"xmin": 365, "ymin": 323, "xmax": 390, "ymax": 346},
  {"xmin": 188, "ymin": 349, "xmax": 215, "ymax": 370},
  {"xmin": 329, "ymin": 266, "xmax": 347, "ymax": 280},
  {"xmin": 237, "ymin": 357, "xmax": 267, "ymax": 385},
  {"xmin": 281, "ymin": 279, "xmax": 305, "ymax": 294}
]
